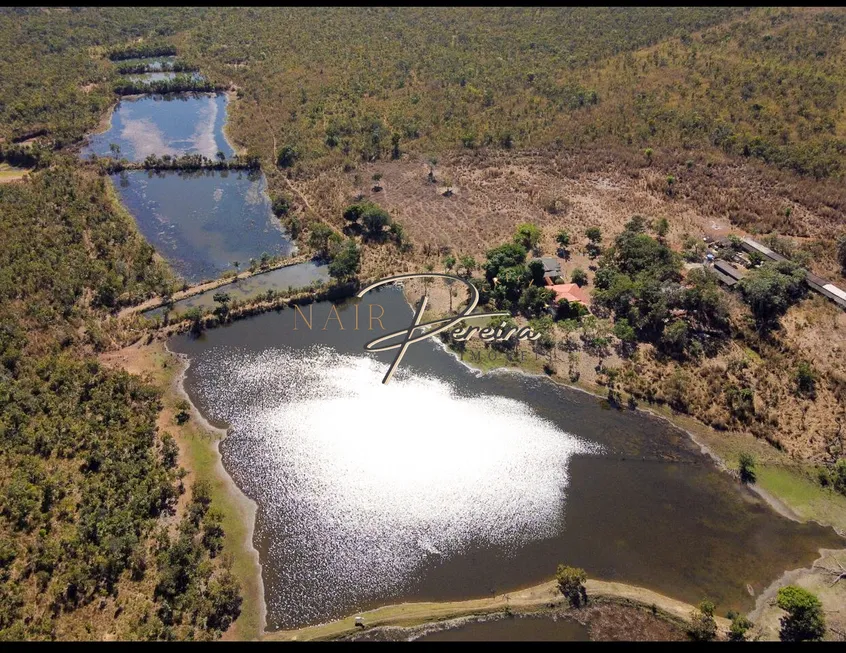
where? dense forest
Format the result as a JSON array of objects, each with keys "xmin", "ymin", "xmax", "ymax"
[{"xmin": 0, "ymin": 165, "xmax": 240, "ymax": 639}]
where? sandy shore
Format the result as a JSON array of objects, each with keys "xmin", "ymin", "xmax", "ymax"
[{"xmin": 266, "ymin": 577, "xmax": 731, "ymax": 641}]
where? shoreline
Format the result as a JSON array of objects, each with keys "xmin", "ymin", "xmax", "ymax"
[
  {"xmin": 429, "ymin": 332, "xmax": 842, "ymax": 534},
  {"xmin": 166, "ymin": 342, "xmax": 267, "ymax": 638},
  {"xmin": 265, "ymin": 576, "xmax": 731, "ymax": 642}
]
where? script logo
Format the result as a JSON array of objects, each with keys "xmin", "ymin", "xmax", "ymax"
[{"xmin": 358, "ymin": 273, "xmax": 541, "ymax": 384}]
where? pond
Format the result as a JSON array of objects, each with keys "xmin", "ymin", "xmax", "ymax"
[
  {"xmin": 83, "ymin": 93, "xmax": 233, "ymax": 162},
  {"xmin": 169, "ymin": 285, "xmax": 843, "ymax": 631},
  {"xmin": 113, "ymin": 168, "xmax": 293, "ymax": 284},
  {"xmin": 81, "ymin": 90, "xmax": 295, "ymax": 284},
  {"xmin": 414, "ymin": 614, "xmax": 590, "ymax": 642},
  {"xmin": 144, "ymin": 261, "xmax": 329, "ymax": 319}
]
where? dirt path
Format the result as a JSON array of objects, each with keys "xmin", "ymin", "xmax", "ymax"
[{"xmin": 265, "ymin": 578, "xmax": 731, "ymax": 641}]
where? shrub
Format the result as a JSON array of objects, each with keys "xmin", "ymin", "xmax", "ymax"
[
  {"xmin": 571, "ymin": 268, "xmax": 588, "ymax": 287},
  {"xmin": 739, "ymin": 452, "xmax": 756, "ymax": 484},
  {"xmin": 688, "ymin": 599, "xmax": 717, "ymax": 641}
]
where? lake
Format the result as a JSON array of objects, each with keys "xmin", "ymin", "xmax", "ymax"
[{"xmin": 169, "ymin": 285, "xmax": 843, "ymax": 631}]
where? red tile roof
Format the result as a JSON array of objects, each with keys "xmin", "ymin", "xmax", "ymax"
[{"xmin": 548, "ymin": 282, "xmax": 590, "ymax": 305}]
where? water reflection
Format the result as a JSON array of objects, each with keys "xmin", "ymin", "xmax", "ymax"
[
  {"xmin": 84, "ymin": 93, "xmax": 233, "ymax": 161},
  {"xmin": 113, "ymin": 169, "xmax": 292, "ymax": 283}
]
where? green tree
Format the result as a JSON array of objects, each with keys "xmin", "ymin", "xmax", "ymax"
[
  {"xmin": 555, "ymin": 230, "xmax": 571, "ymax": 249},
  {"xmin": 276, "ymin": 145, "xmax": 299, "ymax": 168},
  {"xmin": 458, "ymin": 255, "xmax": 477, "ymax": 278},
  {"xmin": 837, "ymin": 236, "xmax": 846, "ymax": 274},
  {"xmin": 585, "ymin": 227, "xmax": 602, "ymax": 244},
  {"xmin": 727, "ymin": 611, "xmax": 754, "ymax": 642},
  {"xmin": 654, "ymin": 217, "xmax": 669, "ymax": 238},
  {"xmin": 555, "ymin": 564, "xmax": 588, "ymax": 608},
  {"xmin": 571, "ymin": 268, "xmax": 588, "ymax": 287},
  {"xmin": 776, "ymin": 586, "xmax": 826, "ymax": 642},
  {"xmin": 738, "ymin": 261, "xmax": 806, "ymax": 329},
  {"xmin": 528, "ymin": 259, "xmax": 546, "ymax": 286},
  {"xmin": 688, "ymin": 599, "xmax": 718, "ymax": 641},
  {"xmin": 514, "ymin": 223, "xmax": 542, "ymax": 251},
  {"xmin": 328, "ymin": 239, "xmax": 361, "ymax": 281},
  {"xmin": 362, "ymin": 205, "xmax": 392, "ymax": 239},
  {"xmin": 613, "ymin": 318, "xmax": 637, "ymax": 345},
  {"xmin": 794, "ymin": 361, "xmax": 816, "ymax": 398},
  {"xmin": 309, "ymin": 223, "xmax": 335, "ymax": 258},
  {"xmin": 519, "ymin": 285, "xmax": 555, "ymax": 318},
  {"xmin": 661, "ymin": 319, "xmax": 689, "ymax": 356},
  {"xmin": 483, "ymin": 243, "xmax": 527, "ymax": 283},
  {"xmin": 443, "ymin": 254, "xmax": 456, "ymax": 272},
  {"xmin": 738, "ymin": 452, "xmax": 756, "ymax": 484}
]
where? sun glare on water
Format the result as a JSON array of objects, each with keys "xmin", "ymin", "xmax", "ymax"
[{"xmin": 192, "ymin": 346, "xmax": 602, "ymax": 625}]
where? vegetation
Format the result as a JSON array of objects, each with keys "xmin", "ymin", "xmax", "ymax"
[
  {"xmin": 0, "ymin": 160, "xmax": 239, "ymax": 639},
  {"xmin": 739, "ymin": 452, "xmax": 757, "ymax": 484},
  {"xmin": 737, "ymin": 260, "xmax": 806, "ymax": 330},
  {"xmin": 727, "ymin": 611, "xmax": 754, "ymax": 642},
  {"xmin": 555, "ymin": 564, "xmax": 587, "ymax": 608},
  {"xmin": 775, "ymin": 586, "xmax": 826, "ymax": 642},
  {"xmin": 687, "ymin": 599, "xmax": 718, "ymax": 641},
  {"xmin": 328, "ymin": 239, "xmax": 362, "ymax": 281},
  {"xmin": 113, "ymin": 75, "xmax": 223, "ymax": 96}
]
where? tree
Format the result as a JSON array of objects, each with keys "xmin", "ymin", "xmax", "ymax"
[
  {"xmin": 738, "ymin": 452, "xmax": 756, "ymax": 484},
  {"xmin": 175, "ymin": 399, "xmax": 191, "ymax": 426},
  {"xmin": 837, "ymin": 235, "xmax": 846, "ymax": 273},
  {"xmin": 585, "ymin": 227, "xmax": 603, "ymax": 258},
  {"xmin": 343, "ymin": 202, "xmax": 366, "ymax": 224},
  {"xmin": 586, "ymin": 227, "xmax": 602, "ymax": 243},
  {"xmin": 776, "ymin": 586, "xmax": 825, "ymax": 642},
  {"xmin": 514, "ymin": 223, "xmax": 542, "ymax": 251},
  {"xmin": 328, "ymin": 239, "xmax": 361, "ymax": 281},
  {"xmin": 688, "ymin": 599, "xmax": 718, "ymax": 641},
  {"xmin": 738, "ymin": 261, "xmax": 806, "ymax": 329},
  {"xmin": 556, "ymin": 564, "xmax": 587, "ymax": 608},
  {"xmin": 309, "ymin": 223, "xmax": 335, "ymax": 259},
  {"xmin": 556, "ymin": 230, "xmax": 571, "ymax": 249},
  {"xmin": 443, "ymin": 254, "xmax": 456, "ymax": 272},
  {"xmin": 727, "ymin": 611, "xmax": 753, "ymax": 641},
  {"xmin": 458, "ymin": 255, "xmax": 477, "ymax": 278},
  {"xmin": 528, "ymin": 259, "xmax": 546, "ymax": 286},
  {"xmin": 272, "ymin": 196, "xmax": 291, "ymax": 217},
  {"xmin": 655, "ymin": 217, "xmax": 669, "ymax": 238},
  {"xmin": 362, "ymin": 205, "xmax": 392, "ymax": 239},
  {"xmin": 483, "ymin": 243, "xmax": 527, "ymax": 283},
  {"xmin": 212, "ymin": 292, "xmax": 230, "ymax": 319},
  {"xmin": 519, "ymin": 285, "xmax": 555, "ymax": 318},
  {"xmin": 276, "ymin": 145, "xmax": 299, "ymax": 168},
  {"xmin": 613, "ymin": 318, "xmax": 637, "ymax": 345},
  {"xmin": 571, "ymin": 268, "xmax": 588, "ymax": 287},
  {"xmin": 661, "ymin": 319, "xmax": 689, "ymax": 357}
]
